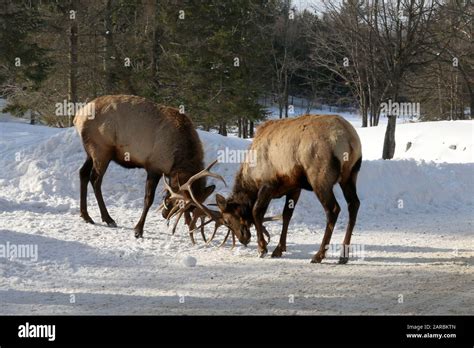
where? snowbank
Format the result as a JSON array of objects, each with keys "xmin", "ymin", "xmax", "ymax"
[
  {"xmin": 0, "ymin": 119, "xmax": 472, "ymax": 220},
  {"xmin": 359, "ymin": 120, "xmax": 474, "ymax": 163}
]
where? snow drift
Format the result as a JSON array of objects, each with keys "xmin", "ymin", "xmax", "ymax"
[{"xmin": 0, "ymin": 120, "xmax": 472, "ymax": 221}]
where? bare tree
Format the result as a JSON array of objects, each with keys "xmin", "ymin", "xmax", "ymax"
[
  {"xmin": 309, "ymin": 0, "xmax": 373, "ymax": 127},
  {"xmin": 68, "ymin": 0, "xmax": 78, "ymax": 127},
  {"xmin": 104, "ymin": 0, "xmax": 114, "ymax": 93},
  {"xmin": 372, "ymin": 0, "xmax": 439, "ymax": 159},
  {"xmin": 312, "ymin": 0, "xmax": 440, "ymax": 157},
  {"xmin": 270, "ymin": 0, "xmax": 302, "ymax": 118}
]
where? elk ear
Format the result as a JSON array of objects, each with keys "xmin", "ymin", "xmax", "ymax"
[
  {"xmin": 216, "ymin": 194, "xmax": 227, "ymax": 211},
  {"xmin": 201, "ymin": 185, "xmax": 215, "ymax": 201}
]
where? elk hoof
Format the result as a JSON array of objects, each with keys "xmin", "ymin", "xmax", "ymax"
[
  {"xmin": 338, "ymin": 256, "xmax": 349, "ymax": 264},
  {"xmin": 311, "ymin": 252, "xmax": 324, "ymax": 264},
  {"xmin": 271, "ymin": 247, "xmax": 283, "ymax": 258},
  {"xmin": 81, "ymin": 215, "xmax": 95, "ymax": 224},
  {"xmin": 258, "ymin": 247, "xmax": 267, "ymax": 258},
  {"xmin": 134, "ymin": 229, "xmax": 143, "ymax": 238},
  {"xmin": 81, "ymin": 213, "xmax": 95, "ymax": 225},
  {"xmin": 106, "ymin": 220, "xmax": 117, "ymax": 228}
]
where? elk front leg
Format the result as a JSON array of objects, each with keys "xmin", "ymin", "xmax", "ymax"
[
  {"xmin": 252, "ymin": 185, "xmax": 273, "ymax": 258},
  {"xmin": 134, "ymin": 172, "xmax": 160, "ymax": 238},
  {"xmin": 272, "ymin": 189, "xmax": 301, "ymax": 258},
  {"xmin": 311, "ymin": 188, "xmax": 340, "ymax": 263}
]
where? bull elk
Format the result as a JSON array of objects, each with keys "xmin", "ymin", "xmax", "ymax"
[
  {"xmin": 171, "ymin": 114, "xmax": 362, "ymax": 263},
  {"xmin": 73, "ymin": 95, "xmax": 224, "ymax": 239}
]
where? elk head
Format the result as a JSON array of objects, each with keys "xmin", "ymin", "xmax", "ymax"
[
  {"xmin": 214, "ymin": 194, "xmax": 279, "ymax": 246},
  {"xmin": 215, "ymin": 194, "xmax": 253, "ymax": 245},
  {"xmin": 161, "ymin": 159, "xmax": 280, "ymax": 246}
]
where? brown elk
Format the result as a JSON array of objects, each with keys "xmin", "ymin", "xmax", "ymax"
[
  {"xmin": 73, "ymin": 95, "xmax": 224, "ymax": 238},
  {"xmin": 169, "ymin": 114, "xmax": 362, "ymax": 263}
]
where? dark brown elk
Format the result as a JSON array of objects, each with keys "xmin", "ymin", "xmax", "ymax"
[
  {"xmin": 177, "ymin": 114, "xmax": 362, "ymax": 263},
  {"xmin": 73, "ymin": 95, "xmax": 223, "ymax": 238}
]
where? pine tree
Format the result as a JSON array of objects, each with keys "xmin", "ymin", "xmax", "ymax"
[{"xmin": 0, "ymin": 1, "xmax": 52, "ymax": 120}]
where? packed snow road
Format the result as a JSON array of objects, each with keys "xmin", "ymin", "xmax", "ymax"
[
  {"xmin": 0, "ymin": 208, "xmax": 472, "ymax": 315},
  {"xmin": 0, "ymin": 117, "xmax": 473, "ymax": 314}
]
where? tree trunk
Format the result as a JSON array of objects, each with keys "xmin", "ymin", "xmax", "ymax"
[
  {"xmin": 437, "ymin": 69, "xmax": 443, "ymax": 118},
  {"xmin": 359, "ymin": 92, "xmax": 367, "ymax": 128},
  {"xmin": 470, "ymin": 91, "xmax": 474, "ymax": 119},
  {"xmin": 92, "ymin": 30, "xmax": 98, "ymax": 98},
  {"xmin": 219, "ymin": 122, "xmax": 227, "ymax": 136},
  {"xmin": 370, "ymin": 100, "xmax": 376, "ymax": 127},
  {"xmin": 369, "ymin": 104, "xmax": 374, "ymax": 127},
  {"xmin": 249, "ymin": 120, "xmax": 254, "ymax": 138},
  {"xmin": 68, "ymin": 0, "xmax": 78, "ymax": 127},
  {"xmin": 375, "ymin": 108, "xmax": 381, "ymax": 126},
  {"xmin": 151, "ymin": 9, "xmax": 160, "ymax": 96},
  {"xmin": 30, "ymin": 110, "xmax": 36, "ymax": 125},
  {"xmin": 238, "ymin": 117, "xmax": 242, "ymax": 138},
  {"xmin": 104, "ymin": 0, "xmax": 114, "ymax": 93},
  {"xmin": 362, "ymin": 107, "xmax": 368, "ymax": 128},
  {"xmin": 382, "ymin": 115, "xmax": 397, "ymax": 159},
  {"xmin": 362, "ymin": 107, "xmax": 368, "ymax": 127}
]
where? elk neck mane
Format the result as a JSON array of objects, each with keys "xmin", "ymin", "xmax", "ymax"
[
  {"xmin": 230, "ymin": 169, "xmax": 257, "ymax": 220},
  {"xmin": 163, "ymin": 106, "xmax": 208, "ymax": 197}
]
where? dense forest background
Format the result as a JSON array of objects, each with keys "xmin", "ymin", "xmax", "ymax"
[{"xmin": 0, "ymin": 0, "xmax": 472, "ymax": 151}]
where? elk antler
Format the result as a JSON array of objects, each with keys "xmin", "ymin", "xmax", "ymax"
[
  {"xmin": 176, "ymin": 160, "xmax": 227, "ymax": 220},
  {"xmin": 162, "ymin": 160, "xmax": 227, "ymax": 243},
  {"xmin": 219, "ymin": 228, "xmax": 236, "ymax": 248},
  {"xmin": 162, "ymin": 160, "xmax": 282, "ymax": 246}
]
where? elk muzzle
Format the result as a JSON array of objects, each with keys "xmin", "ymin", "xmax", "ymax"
[{"xmin": 235, "ymin": 225, "xmax": 251, "ymax": 246}]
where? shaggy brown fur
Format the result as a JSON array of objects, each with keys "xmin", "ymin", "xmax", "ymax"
[
  {"xmin": 74, "ymin": 95, "xmax": 211, "ymax": 237},
  {"xmin": 216, "ymin": 114, "xmax": 362, "ymax": 263}
]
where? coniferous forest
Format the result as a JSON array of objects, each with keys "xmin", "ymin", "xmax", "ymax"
[{"xmin": 1, "ymin": 0, "xmax": 472, "ymax": 140}]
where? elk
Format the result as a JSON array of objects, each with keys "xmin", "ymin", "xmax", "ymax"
[
  {"xmin": 219, "ymin": 114, "xmax": 362, "ymax": 263},
  {"xmin": 73, "ymin": 95, "xmax": 223, "ymax": 239},
  {"xmin": 171, "ymin": 114, "xmax": 362, "ymax": 263}
]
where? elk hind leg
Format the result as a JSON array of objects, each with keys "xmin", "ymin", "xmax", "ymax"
[
  {"xmin": 311, "ymin": 185, "xmax": 340, "ymax": 264},
  {"xmin": 79, "ymin": 155, "xmax": 94, "ymax": 224},
  {"xmin": 90, "ymin": 154, "xmax": 116, "ymax": 227},
  {"xmin": 338, "ymin": 173, "xmax": 360, "ymax": 264}
]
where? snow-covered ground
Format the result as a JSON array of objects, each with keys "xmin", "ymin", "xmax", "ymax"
[{"xmin": 0, "ymin": 112, "xmax": 473, "ymax": 315}]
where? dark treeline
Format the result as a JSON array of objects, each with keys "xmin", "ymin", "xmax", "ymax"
[{"xmin": 0, "ymin": 0, "xmax": 472, "ymax": 156}]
